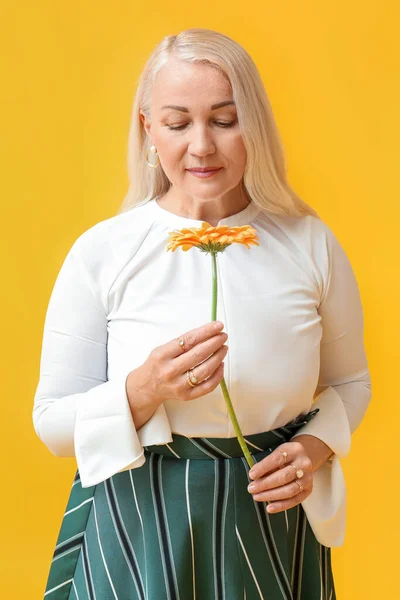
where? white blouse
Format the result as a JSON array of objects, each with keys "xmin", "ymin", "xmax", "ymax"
[{"xmin": 32, "ymin": 197, "xmax": 372, "ymax": 548}]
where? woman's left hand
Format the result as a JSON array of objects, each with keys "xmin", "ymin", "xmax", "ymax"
[{"xmin": 247, "ymin": 441, "xmax": 313, "ymax": 513}]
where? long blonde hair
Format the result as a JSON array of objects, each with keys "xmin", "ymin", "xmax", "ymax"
[{"xmin": 117, "ymin": 28, "xmax": 319, "ymax": 219}]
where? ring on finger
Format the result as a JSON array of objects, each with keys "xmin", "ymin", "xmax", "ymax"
[
  {"xmin": 293, "ymin": 479, "xmax": 304, "ymax": 493},
  {"xmin": 188, "ymin": 368, "xmax": 198, "ymax": 385},
  {"xmin": 178, "ymin": 337, "xmax": 187, "ymax": 352},
  {"xmin": 279, "ymin": 450, "xmax": 288, "ymax": 466},
  {"xmin": 289, "ymin": 464, "xmax": 304, "ymax": 479},
  {"xmin": 187, "ymin": 369, "xmax": 199, "ymax": 388}
]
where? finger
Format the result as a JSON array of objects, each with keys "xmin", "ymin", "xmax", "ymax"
[
  {"xmin": 251, "ymin": 474, "xmax": 311, "ymax": 502},
  {"xmin": 165, "ymin": 321, "xmax": 225, "ymax": 359},
  {"xmin": 248, "ymin": 461, "xmax": 309, "ymax": 494},
  {"xmin": 266, "ymin": 489, "xmax": 310, "ymax": 514},
  {"xmin": 185, "ymin": 344, "xmax": 228, "ymax": 384},
  {"xmin": 174, "ymin": 331, "xmax": 228, "ymax": 374},
  {"xmin": 182, "ymin": 362, "xmax": 225, "ymax": 401},
  {"xmin": 248, "ymin": 442, "xmax": 292, "ymax": 480}
]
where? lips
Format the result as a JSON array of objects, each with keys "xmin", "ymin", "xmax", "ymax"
[{"xmin": 187, "ymin": 168, "xmax": 221, "ymax": 172}]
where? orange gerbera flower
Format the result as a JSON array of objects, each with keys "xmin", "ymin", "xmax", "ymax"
[
  {"xmin": 166, "ymin": 222, "xmax": 259, "ymax": 253},
  {"xmin": 165, "ymin": 218, "xmax": 260, "ymax": 471}
]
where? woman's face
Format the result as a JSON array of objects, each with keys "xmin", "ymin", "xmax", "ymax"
[{"xmin": 140, "ymin": 58, "xmax": 247, "ymax": 204}]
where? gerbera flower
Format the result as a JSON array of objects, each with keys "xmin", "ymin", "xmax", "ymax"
[
  {"xmin": 166, "ymin": 222, "xmax": 259, "ymax": 253},
  {"xmin": 166, "ymin": 220, "xmax": 260, "ymax": 470}
]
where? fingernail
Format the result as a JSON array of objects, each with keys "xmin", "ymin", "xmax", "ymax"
[
  {"xmin": 249, "ymin": 469, "xmax": 256, "ymax": 478},
  {"xmin": 247, "ymin": 483, "xmax": 256, "ymax": 492},
  {"xmin": 214, "ymin": 321, "xmax": 223, "ymax": 329}
]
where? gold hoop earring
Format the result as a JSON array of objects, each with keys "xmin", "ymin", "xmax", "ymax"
[{"xmin": 145, "ymin": 145, "xmax": 160, "ymax": 168}]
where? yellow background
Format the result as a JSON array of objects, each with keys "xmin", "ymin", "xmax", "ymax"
[{"xmin": 1, "ymin": 2, "xmax": 398, "ymax": 598}]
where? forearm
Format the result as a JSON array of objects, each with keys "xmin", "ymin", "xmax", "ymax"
[
  {"xmin": 292, "ymin": 434, "xmax": 334, "ymax": 472},
  {"xmin": 125, "ymin": 368, "xmax": 159, "ymax": 430}
]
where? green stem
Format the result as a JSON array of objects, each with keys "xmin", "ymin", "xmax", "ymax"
[
  {"xmin": 210, "ymin": 252, "xmax": 255, "ymax": 469},
  {"xmin": 211, "ymin": 251, "xmax": 218, "ymax": 321}
]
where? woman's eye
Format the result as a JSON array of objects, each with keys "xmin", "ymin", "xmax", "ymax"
[
  {"xmin": 166, "ymin": 124, "xmax": 187, "ymax": 131},
  {"xmin": 167, "ymin": 121, "xmax": 236, "ymax": 131}
]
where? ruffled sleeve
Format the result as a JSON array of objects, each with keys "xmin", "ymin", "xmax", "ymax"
[{"xmin": 291, "ymin": 219, "xmax": 372, "ymax": 547}]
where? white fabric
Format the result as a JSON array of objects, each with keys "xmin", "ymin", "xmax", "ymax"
[{"xmin": 32, "ymin": 197, "xmax": 372, "ymax": 547}]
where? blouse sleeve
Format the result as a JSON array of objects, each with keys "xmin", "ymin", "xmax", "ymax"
[
  {"xmin": 33, "ymin": 239, "xmax": 149, "ymax": 487},
  {"xmin": 291, "ymin": 219, "xmax": 372, "ymax": 546}
]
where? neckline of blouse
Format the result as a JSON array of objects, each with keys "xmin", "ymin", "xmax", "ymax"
[{"xmin": 147, "ymin": 196, "xmax": 261, "ymax": 229}]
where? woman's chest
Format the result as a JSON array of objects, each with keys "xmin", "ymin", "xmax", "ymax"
[{"xmin": 105, "ymin": 241, "xmax": 323, "ymax": 397}]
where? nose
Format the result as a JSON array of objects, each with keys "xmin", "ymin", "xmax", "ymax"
[{"xmin": 188, "ymin": 123, "xmax": 216, "ymax": 157}]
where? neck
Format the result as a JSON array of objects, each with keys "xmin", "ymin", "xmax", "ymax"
[{"xmin": 156, "ymin": 190, "xmax": 251, "ymax": 225}]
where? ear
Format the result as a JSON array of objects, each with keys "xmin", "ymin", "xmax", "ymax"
[{"xmin": 140, "ymin": 111, "xmax": 152, "ymax": 137}]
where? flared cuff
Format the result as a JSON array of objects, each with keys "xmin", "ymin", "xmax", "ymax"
[
  {"xmin": 291, "ymin": 386, "xmax": 351, "ymax": 458},
  {"xmin": 74, "ymin": 377, "xmax": 171, "ymax": 488},
  {"xmin": 291, "ymin": 386, "xmax": 351, "ymax": 547},
  {"xmin": 301, "ymin": 455, "xmax": 347, "ymax": 547},
  {"xmin": 137, "ymin": 402, "xmax": 174, "ymax": 447}
]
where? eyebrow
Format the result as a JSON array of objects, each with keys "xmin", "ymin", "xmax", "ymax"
[{"xmin": 160, "ymin": 100, "xmax": 236, "ymax": 112}]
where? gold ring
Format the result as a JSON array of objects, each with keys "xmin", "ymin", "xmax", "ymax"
[
  {"xmin": 279, "ymin": 450, "xmax": 288, "ymax": 465},
  {"xmin": 293, "ymin": 479, "xmax": 304, "ymax": 493},
  {"xmin": 178, "ymin": 337, "xmax": 186, "ymax": 352},
  {"xmin": 289, "ymin": 464, "xmax": 304, "ymax": 479},
  {"xmin": 188, "ymin": 369, "xmax": 198, "ymax": 385},
  {"xmin": 187, "ymin": 370, "xmax": 197, "ymax": 387}
]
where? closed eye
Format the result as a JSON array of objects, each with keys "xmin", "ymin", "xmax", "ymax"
[{"xmin": 167, "ymin": 121, "xmax": 236, "ymax": 131}]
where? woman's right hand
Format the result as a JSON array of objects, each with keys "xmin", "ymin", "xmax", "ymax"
[{"xmin": 125, "ymin": 321, "xmax": 228, "ymax": 427}]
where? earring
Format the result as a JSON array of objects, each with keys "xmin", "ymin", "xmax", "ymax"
[{"xmin": 145, "ymin": 144, "xmax": 160, "ymax": 168}]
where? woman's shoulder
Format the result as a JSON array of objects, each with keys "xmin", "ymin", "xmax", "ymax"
[
  {"xmin": 56, "ymin": 201, "xmax": 157, "ymax": 297},
  {"xmin": 255, "ymin": 209, "xmax": 348, "ymax": 297},
  {"xmin": 72, "ymin": 201, "xmax": 153, "ymax": 252},
  {"xmin": 256, "ymin": 209, "xmax": 337, "ymax": 256},
  {"xmin": 66, "ymin": 200, "xmax": 155, "ymax": 266}
]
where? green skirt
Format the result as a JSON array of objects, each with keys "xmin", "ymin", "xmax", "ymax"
[{"xmin": 43, "ymin": 407, "xmax": 336, "ymax": 599}]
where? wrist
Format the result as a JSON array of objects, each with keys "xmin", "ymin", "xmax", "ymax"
[
  {"xmin": 292, "ymin": 434, "xmax": 334, "ymax": 472},
  {"xmin": 125, "ymin": 369, "xmax": 159, "ymax": 429}
]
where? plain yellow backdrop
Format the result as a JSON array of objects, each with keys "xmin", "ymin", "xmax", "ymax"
[{"xmin": 1, "ymin": 1, "xmax": 398, "ymax": 598}]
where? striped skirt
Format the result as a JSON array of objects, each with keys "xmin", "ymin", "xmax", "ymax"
[{"xmin": 43, "ymin": 407, "xmax": 336, "ymax": 599}]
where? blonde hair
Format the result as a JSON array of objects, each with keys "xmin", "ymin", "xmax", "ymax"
[{"xmin": 117, "ymin": 28, "xmax": 319, "ymax": 219}]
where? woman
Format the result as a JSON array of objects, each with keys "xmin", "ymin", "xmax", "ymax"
[{"xmin": 33, "ymin": 28, "xmax": 372, "ymax": 599}]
